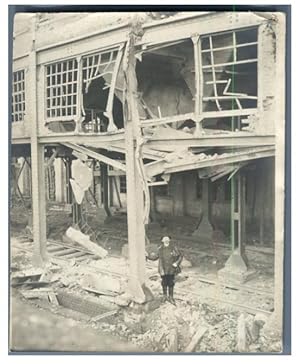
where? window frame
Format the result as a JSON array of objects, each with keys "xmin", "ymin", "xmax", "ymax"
[
  {"xmin": 12, "ymin": 69, "xmax": 26, "ymax": 123},
  {"xmin": 199, "ymin": 26, "xmax": 259, "ymax": 115},
  {"xmin": 44, "ymin": 45, "xmax": 122, "ymax": 126}
]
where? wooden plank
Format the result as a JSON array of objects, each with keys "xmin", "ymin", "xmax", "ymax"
[
  {"xmin": 105, "ymin": 44, "xmax": 124, "ymax": 131},
  {"xmin": 209, "ymin": 35, "xmax": 221, "ymax": 111},
  {"xmin": 202, "ymin": 58, "xmax": 258, "ymax": 69},
  {"xmin": 47, "ymin": 246, "xmax": 66, "ymax": 253},
  {"xmin": 39, "ymin": 131, "xmax": 125, "ymax": 146},
  {"xmin": 61, "ymin": 251, "xmax": 88, "ymax": 259},
  {"xmin": 53, "ymin": 248, "xmax": 79, "ymax": 257},
  {"xmin": 63, "ymin": 142, "xmax": 126, "ymax": 171},
  {"xmin": 192, "ymin": 35, "xmax": 202, "ymax": 134},
  {"xmin": 90, "ymin": 309, "xmax": 118, "ymax": 322},
  {"xmin": 141, "ymin": 113, "xmax": 195, "ymax": 127},
  {"xmin": 183, "ymin": 326, "xmax": 207, "ymax": 352},
  {"xmin": 166, "ymin": 327, "xmax": 178, "ymax": 352},
  {"xmin": 203, "ymin": 95, "xmax": 258, "ymax": 100},
  {"xmin": 201, "ymin": 41, "xmax": 258, "ymax": 54}
]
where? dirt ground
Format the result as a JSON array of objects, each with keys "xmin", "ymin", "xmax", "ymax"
[
  {"xmin": 10, "ymin": 291, "xmax": 138, "ymax": 352},
  {"xmin": 9, "ymin": 201, "xmax": 281, "ymax": 353}
]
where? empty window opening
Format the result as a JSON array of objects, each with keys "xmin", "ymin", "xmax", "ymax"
[
  {"xmin": 201, "ymin": 27, "xmax": 258, "ymax": 113},
  {"xmin": 136, "ymin": 40, "xmax": 195, "ymax": 124},
  {"xmin": 82, "ymin": 49, "xmax": 124, "ymax": 133},
  {"xmin": 12, "ymin": 70, "xmax": 25, "ymax": 122}
]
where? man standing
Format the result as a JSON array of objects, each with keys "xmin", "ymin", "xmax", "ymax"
[{"xmin": 158, "ymin": 236, "xmax": 183, "ymax": 305}]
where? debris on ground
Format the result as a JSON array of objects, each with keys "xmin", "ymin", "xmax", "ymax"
[
  {"xmin": 9, "ymin": 204, "xmax": 278, "ymax": 353},
  {"xmin": 65, "ymin": 226, "xmax": 108, "ymax": 258}
]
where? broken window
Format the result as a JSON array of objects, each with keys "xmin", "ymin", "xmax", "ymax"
[
  {"xmin": 136, "ymin": 40, "xmax": 195, "ymax": 124},
  {"xmin": 12, "ymin": 70, "xmax": 25, "ymax": 122},
  {"xmin": 46, "ymin": 59, "xmax": 78, "ymax": 119},
  {"xmin": 82, "ymin": 48, "xmax": 124, "ymax": 133},
  {"xmin": 201, "ymin": 27, "xmax": 258, "ymax": 112}
]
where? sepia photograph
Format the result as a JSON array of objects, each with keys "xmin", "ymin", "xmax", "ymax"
[{"xmin": 8, "ymin": 6, "xmax": 290, "ymax": 354}]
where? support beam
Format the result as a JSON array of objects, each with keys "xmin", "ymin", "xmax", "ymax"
[
  {"xmin": 147, "ymin": 134, "xmax": 275, "ymax": 149},
  {"xmin": 62, "ymin": 142, "xmax": 126, "ymax": 172},
  {"xmin": 27, "ymin": 18, "xmax": 48, "ymax": 266},
  {"xmin": 145, "ymin": 146, "xmax": 275, "ymax": 179},
  {"xmin": 124, "ymin": 29, "xmax": 148, "ymax": 302}
]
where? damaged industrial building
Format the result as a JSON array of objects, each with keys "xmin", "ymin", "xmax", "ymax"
[{"xmin": 10, "ymin": 11, "xmax": 286, "ymax": 353}]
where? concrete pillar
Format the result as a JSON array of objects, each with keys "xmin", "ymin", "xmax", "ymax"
[
  {"xmin": 125, "ymin": 123, "xmax": 147, "ymax": 302},
  {"xmin": 193, "ymin": 178, "xmax": 213, "ymax": 240},
  {"xmin": 218, "ymin": 171, "xmax": 250, "ymax": 284},
  {"xmin": 27, "ymin": 17, "xmax": 48, "ymax": 266},
  {"xmin": 149, "ymin": 186, "xmax": 157, "ymax": 222},
  {"xmin": 263, "ymin": 14, "xmax": 286, "ymax": 340},
  {"xmin": 17, "ymin": 157, "xmax": 25, "ymax": 194},
  {"xmin": 31, "ymin": 143, "xmax": 48, "ymax": 265},
  {"xmin": 124, "ymin": 29, "xmax": 148, "ymax": 303},
  {"xmin": 173, "ymin": 173, "xmax": 185, "ymax": 216},
  {"xmin": 54, "ymin": 158, "xmax": 65, "ymax": 203}
]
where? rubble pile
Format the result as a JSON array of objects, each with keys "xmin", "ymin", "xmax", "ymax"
[{"xmin": 10, "ymin": 232, "xmax": 279, "ymax": 353}]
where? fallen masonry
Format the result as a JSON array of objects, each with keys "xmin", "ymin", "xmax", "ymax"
[{"xmin": 10, "ymin": 235, "xmax": 281, "ymax": 353}]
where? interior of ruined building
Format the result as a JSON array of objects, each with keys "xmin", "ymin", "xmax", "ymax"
[{"xmin": 10, "ymin": 11, "xmax": 285, "ymax": 352}]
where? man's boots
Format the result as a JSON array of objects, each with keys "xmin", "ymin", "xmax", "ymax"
[
  {"xmin": 168, "ymin": 286, "xmax": 176, "ymax": 305},
  {"xmin": 162, "ymin": 285, "xmax": 168, "ymax": 302}
]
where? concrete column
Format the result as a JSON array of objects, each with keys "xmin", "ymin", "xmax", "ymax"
[
  {"xmin": 17, "ymin": 157, "xmax": 25, "ymax": 194},
  {"xmin": 27, "ymin": 17, "xmax": 48, "ymax": 266},
  {"xmin": 125, "ymin": 123, "xmax": 146, "ymax": 302},
  {"xmin": 31, "ymin": 143, "xmax": 48, "ymax": 265},
  {"xmin": 263, "ymin": 14, "xmax": 286, "ymax": 340},
  {"xmin": 173, "ymin": 173, "xmax": 185, "ymax": 216},
  {"xmin": 193, "ymin": 178, "xmax": 213, "ymax": 240},
  {"xmin": 54, "ymin": 158, "xmax": 65, "ymax": 203},
  {"xmin": 218, "ymin": 171, "xmax": 250, "ymax": 284},
  {"xmin": 124, "ymin": 29, "xmax": 148, "ymax": 303}
]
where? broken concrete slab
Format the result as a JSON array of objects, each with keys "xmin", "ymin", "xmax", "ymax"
[
  {"xmin": 181, "ymin": 257, "xmax": 192, "ymax": 268},
  {"xmin": 20, "ymin": 288, "xmax": 54, "ymax": 299},
  {"xmin": 66, "ymin": 227, "xmax": 107, "ymax": 258},
  {"xmin": 81, "ymin": 273, "xmax": 123, "ymax": 296}
]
